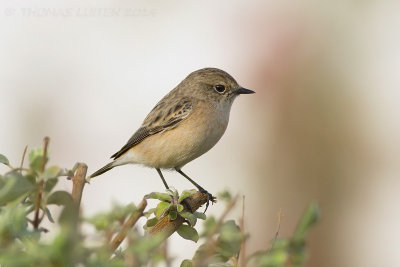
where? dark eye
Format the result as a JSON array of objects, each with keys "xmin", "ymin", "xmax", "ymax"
[{"xmin": 215, "ymin": 84, "xmax": 226, "ymax": 93}]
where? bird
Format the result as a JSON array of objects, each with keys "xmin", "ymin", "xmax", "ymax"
[{"xmin": 89, "ymin": 67, "xmax": 254, "ymax": 209}]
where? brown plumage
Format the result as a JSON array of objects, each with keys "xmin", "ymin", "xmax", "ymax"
[{"xmin": 89, "ymin": 68, "xmax": 254, "ymax": 206}]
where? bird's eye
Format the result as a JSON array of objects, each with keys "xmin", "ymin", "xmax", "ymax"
[{"xmin": 215, "ymin": 84, "xmax": 226, "ymax": 93}]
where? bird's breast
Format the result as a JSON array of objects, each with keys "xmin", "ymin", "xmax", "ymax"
[{"xmin": 125, "ymin": 101, "xmax": 230, "ymax": 169}]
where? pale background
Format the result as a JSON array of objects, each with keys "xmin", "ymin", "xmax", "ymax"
[{"xmin": 1, "ymin": 1, "xmax": 400, "ymax": 266}]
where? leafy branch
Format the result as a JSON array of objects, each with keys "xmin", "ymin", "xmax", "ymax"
[{"xmin": 0, "ymin": 138, "xmax": 319, "ymax": 266}]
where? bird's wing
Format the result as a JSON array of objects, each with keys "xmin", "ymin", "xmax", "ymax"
[{"xmin": 111, "ymin": 97, "xmax": 193, "ymax": 159}]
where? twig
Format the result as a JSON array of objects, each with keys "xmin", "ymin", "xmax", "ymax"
[
  {"xmin": 40, "ymin": 137, "xmax": 50, "ymax": 173},
  {"xmin": 19, "ymin": 146, "xmax": 29, "ymax": 204},
  {"xmin": 239, "ymin": 195, "xmax": 246, "ymax": 267},
  {"xmin": 110, "ymin": 198, "xmax": 148, "ymax": 252},
  {"xmin": 194, "ymin": 194, "xmax": 239, "ymax": 266},
  {"xmin": 274, "ymin": 209, "xmax": 282, "ymax": 241},
  {"xmin": 19, "ymin": 145, "xmax": 28, "ymax": 172},
  {"xmin": 267, "ymin": 209, "xmax": 282, "ymax": 254},
  {"xmin": 148, "ymin": 192, "xmax": 209, "ymax": 238},
  {"xmin": 33, "ymin": 137, "xmax": 50, "ymax": 230},
  {"xmin": 71, "ymin": 163, "xmax": 88, "ymax": 207}
]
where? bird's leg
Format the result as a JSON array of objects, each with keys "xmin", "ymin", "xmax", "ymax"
[
  {"xmin": 175, "ymin": 168, "xmax": 216, "ymax": 213},
  {"xmin": 156, "ymin": 168, "xmax": 169, "ymax": 189}
]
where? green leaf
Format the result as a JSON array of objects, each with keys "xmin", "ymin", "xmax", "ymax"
[
  {"xmin": 0, "ymin": 154, "xmax": 10, "ymax": 166},
  {"xmin": 24, "ymin": 172, "xmax": 36, "ymax": 184},
  {"xmin": 180, "ymin": 259, "xmax": 193, "ymax": 267},
  {"xmin": 44, "ymin": 207, "xmax": 55, "ymax": 223},
  {"xmin": 217, "ymin": 220, "xmax": 243, "ymax": 258},
  {"xmin": 144, "ymin": 208, "xmax": 156, "ymax": 218},
  {"xmin": 202, "ymin": 216, "xmax": 217, "ymax": 237},
  {"xmin": 0, "ymin": 171, "xmax": 35, "ymax": 205},
  {"xmin": 145, "ymin": 192, "xmax": 172, "ymax": 202},
  {"xmin": 47, "ymin": 191, "xmax": 74, "ymax": 206},
  {"xmin": 293, "ymin": 203, "xmax": 319, "ymax": 242},
  {"xmin": 146, "ymin": 217, "xmax": 158, "ymax": 228},
  {"xmin": 44, "ymin": 178, "xmax": 58, "ymax": 193},
  {"xmin": 166, "ymin": 188, "xmax": 179, "ymax": 199},
  {"xmin": 219, "ymin": 220, "xmax": 242, "ymax": 242},
  {"xmin": 29, "ymin": 148, "xmax": 46, "ymax": 172},
  {"xmin": 178, "ymin": 189, "xmax": 196, "ymax": 203},
  {"xmin": 109, "ymin": 202, "xmax": 137, "ymax": 220},
  {"xmin": 193, "ymin": 211, "xmax": 206, "ymax": 220},
  {"xmin": 169, "ymin": 211, "xmax": 178, "ymax": 220},
  {"xmin": 86, "ymin": 213, "xmax": 110, "ymax": 231},
  {"xmin": 129, "ymin": 235, "xmax": 165, "ymax": 261},
  {"xmin": 41, "ymin": 166, "xmax": 61, "ymax": 181},
  {"xmin": 86, "ymin": 203, "xmax": 137, "ymax": 232},
  {"xmin": 217, "ymin": 190, "xmax": 232, "ymax": 202},
  {"xmin": 177, "ymin": 224, "xmax": 199, "ymax": 242},
  {"xmin": 155, "ymin": 202, "xmax": 171, "ymax": 219},
  {"xmin": 179, "ymin": 211, "xmax": 197, "ymax": 226},
  {"xmin": 192, "ymin": 243, "xmax": 207, "ymax": 262},
  {"xmin": 59, "ymin": 202, "xmax": 79, "ymax": 225},
  {"xmin": 0, "ymin": 205, "xmax": 29, "ymax": 239},
  {"xmin": 271, "ymin": 238, "xmax": 290, "ymax": 250},
  {"xmin": 177, "ymin": 204, "xmax": 184, "ymax": 212},
  {"xmin": 257, "ymin": 250, "xmax": 288, "ymax": 266},
  {"xmin": 290, "ymin": 246, "xmax": 307, "ymax": 265}
]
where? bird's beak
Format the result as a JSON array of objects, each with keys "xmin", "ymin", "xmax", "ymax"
[{"xmin": 235, "ymin": 87, "xmax": 255, "ymax": 94}]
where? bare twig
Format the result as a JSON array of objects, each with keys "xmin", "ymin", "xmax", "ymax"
[
  {"xmin": 19, "ymin": 145, "xmax": 28, "ymax": 171},
  {"xmin": 20, "ymin": 146, "xmax": 29, "ymax": 204},
  {"xmin": 110, "ymin": 198, "xmax": 148, "ymax": 252},
  {"xmin": 239, "ymin": 195, "xmax": 246, "ymax": 267},
  {"xmin": 148, "ymin": 192, "xmax": 209, "ymax": 238},
  {"xmin": 33, "ymin": 137, "xmax": 50, "ymax": 230},
  {"xmin": 40, "ymin": 137, "xmax": 50, "ymax": 173},
  {"xmin": 274, "ymin": 210, "xmax": 282, "ymax": 241},
  {"xmin": 71, "ymin": 163, "xmax": 88, "ymax": 207},
  {"xmin": 267, "ymin": 209, "xmax": 282, "ymax": 254}
]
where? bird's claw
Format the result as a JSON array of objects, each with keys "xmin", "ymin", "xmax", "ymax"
[{"xmin": 199, "ymin": 189, "xmax": 216, "ymax": 213}]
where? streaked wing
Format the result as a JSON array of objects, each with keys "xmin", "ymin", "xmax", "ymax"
[{"xmin": 111, "ymin": 97, "xmax": 193, "ymax": 159}]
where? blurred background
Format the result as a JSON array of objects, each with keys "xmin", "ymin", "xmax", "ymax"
[{"xmin": 1, "ymin": 0, "xmax": 399, "ymax": 266}]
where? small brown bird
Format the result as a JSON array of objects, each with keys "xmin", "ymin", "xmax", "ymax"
[{"xmin": 89, "ymin": 68, "xmax": 254, "ymax": 204}]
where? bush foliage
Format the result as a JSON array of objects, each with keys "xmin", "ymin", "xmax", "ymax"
[{"xmin": 0, "ymin": 139, "xmax": 319, "ymax": 266}]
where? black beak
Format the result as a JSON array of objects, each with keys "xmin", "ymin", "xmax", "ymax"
[{"xmin": 236, "ymin": 87, "xmax": 255, "ymax": 94}]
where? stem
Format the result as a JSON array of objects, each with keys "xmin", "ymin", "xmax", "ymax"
[
  {"xmin": 110, "ymin": 198, "xmax": 148, "ymax": 252},
  {"xmin": 239, "ymin": 195, "xmax": 246, "ymax": 267},
  {"xmin": 19, "ymin": 145, "xmax": 28, "ymax": 172},
  {"xmin": 267, "ymin": 209, "xmax": 282, "ymax": 254},
  {"xmin": 71, "ymin": 163, "xmax": 88, "ymax": 207},
  {"xmin": 33, "ymin": 137, "xmax": 50, "ymax": 230}
]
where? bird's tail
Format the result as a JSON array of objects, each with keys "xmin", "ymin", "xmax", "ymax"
[{"xmin": 89, "ymin": 162, "xmax": 115, "ymax": 179}]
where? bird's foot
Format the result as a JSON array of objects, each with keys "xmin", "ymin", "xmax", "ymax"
[{"xmin": 199, "ymin": 188, "xmax": 217, "ymax": 213}]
